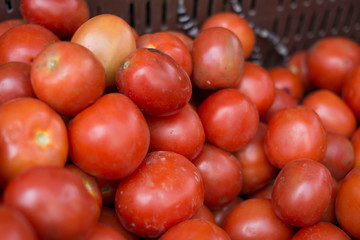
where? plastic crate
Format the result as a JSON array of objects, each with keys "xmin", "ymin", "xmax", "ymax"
[{"xmin": 1, "ymin": 0, "xmax": 359, "ymax": 66}]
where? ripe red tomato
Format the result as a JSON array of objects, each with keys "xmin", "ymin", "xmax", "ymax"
[
  {"xmin": 201, "ymin": 12, "xmax": 255, "ymax": 59},
  {"xmin": 159, "ymin": 219, "xmax": 231, "ymax": 240},
  {"xmin": 68, "ymin": 93, "xmax": 150, "ymax": 180},
  {"xmin": 352, "ymin": 127, "xmax": 360, "ymax": 168},
  {"xmin": 95, "ymin": 177, "xmax": 120, "ymax": 206},
  {"xmin": 0, "ymin": 23, "xmax": 60, "ymax": 64},
  {"xmin": 307, "ymin": 36, "xmax": 360, "ymax": 93},
  {"xmin": 0, "ymin": 18, "xmax": 23, "ymax": 36},
  {"xmin": 20, "ymin": 0, "xmax": 90, "ymax": 39},
  {"xmin": 212, "ymin": 197, "xmax": 243, "ymax": 227},
  {"xmin": 0, "ymin": 98, "xmax": 68, "ymax": 185},
  {"xmin": 292, "ymin": 222, "xmax": 350, "ymax": 240},
  {"xmin": 197, "ymin": 88, "xmax": 259, "ymax": 152},
  {"xmin": 166, "ymin": 30, "xmax": 193, "ymax": 52},
  {"xmin": 191, "ymin": 204, "xmax": 216, "ymax": 224},
  {"xmin": 342, "ymin": 65, "xmax": 360, "ymax": 120},
  {"xmin": 222, "ymin": 198, "xmax": 294, "ymax": 240},
  {"xmin": 264, "ymin": 106, "xmax": 327, "ymax": 168},
  {"xmin": 31, "ymin": 41, "xmax": 106, "ymax": 116},
  {"xmin": 235, "ymin": 62, "xmax": 275, "ymax": 116},
  {"xmin": 320, "ymin": 177, "xmax": 340, "ymax": 223},
  {"xmin": 0, "ymin": 61, "xmax": 35, "ymax": 105},
  {"xmin": 272, "ymin": 159, "xmax": 333, "ymax": 227},
  {"xmin": 191, "ymin": 27, "xmax": 244, "ymax": 89},
  {"xmin": 193, "ymin": 143, "xmax": 243, "ymax": 209},
  {"xmin": 3, "ymin": 166, "xmax": 100, "ymax": 240},
  {"xmin": 136, "ymin": 32, "xmax": 192, "ymax": 76},
  {"xmin": 115, "ymin": 151, "xmax": 204, "ymax": 238},
  {"xmin": 71, "ymin": 14, "xmax": 136, "ymax": 86},
  {"xmin": 287, "ymin": 50, "xmax": 314, "ymax": 92},
  {"xmin": 145, "ymin": 103, "xmax": 204, "ymax": 160},
  {"xmin": 85, "ymin": 223, "xmax": 127, "ymax": 240},
  {"xmin": 116, "ymin": 48, "xmax": 192, "ymax": 116}
]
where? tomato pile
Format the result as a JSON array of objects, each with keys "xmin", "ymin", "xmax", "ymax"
[{"xmin": 1, "ymin": 0, "xmax": 360, "ymax": 239}]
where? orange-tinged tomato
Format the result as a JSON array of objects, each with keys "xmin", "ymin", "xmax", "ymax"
[{"xmin": 71, "ymin": 14, "xmax": 136, "ymax": 87}]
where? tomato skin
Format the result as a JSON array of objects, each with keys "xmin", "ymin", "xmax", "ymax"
[
  {"xmin": 264, "ymin": 106, "xmax": 327, "ymax": 168},
  {"xmin": 0, "ymin": 204, "xmax": 37, "ymax": 240},
  {"xmin": 0, "ymin": 18, "xmax": 23, "ymax": 36},
  {"xmin": 31, "ymin": 41, "xmax": 106, "ymax": 116},
  {"xmin": 20, "ymin": 0, "xmax": 90, "ymax": 39},
  {"xmin": 68, "ymin": 93, "xmax": 150, "ymax": 180},
  {"xmin": 342, "ymin": 65, "xmax": 360, "ymax": 121},
  {"xmin": 95, "ymin": 177, "xmax": 120, "ymax": 206},
  {"xmin": 71, "ymin": 14, "xmax": 136, "ymax": 86},
  {"xmin": 0, "ymin": 61, "xmax": 35, "ymax": 105},
  {"xmin": 197, "ymin": 89, "xmax": 259, "ymax": 152},
  {"xmin": 191, "ymin": 204, "xmax": 216, "ymax": 224},
  {"xmin": 191, "ymin": 27, "xmax": 244, "ymax": 89},
  {"xmin": 0, "ymin": 23, "xmax": 60, "ymax": 64},
  {"xmin": 136, "ymin": 32, "xmax": 192, "ymax": 77},
  {"xmin": 159, "ymin": 219, "xmax": 231, "ymax": 240},
  {"xmin": 352, "ymin": 127, "xmax": 360, "ymax": 168},
  {"xmin": 292, "ymin": 222, "xmax": 350, "ymax": 240},
  {"xmin": 115, "ymin": 151, "xmax": 204, "ymax": 238},
  {"xmin": 166, "ymin": 31, "xmax": 193, "ymax": 52},
  {"xmin": 0, "ymin": 97, "xmax": 68, "ymax": 185},
  {"xmin": 116, "ymin": 48, "xmax": 192, "ymax": 116},
  {"xmin": 222, "ymin": 198, "xmax": 293, "ymax": 240},
  {"xmin": 85, "ymin": 223, "xmax": 127, "ymax": 240},
  {"xmin": 212, "ymin": 197, "xmax": 243, "ymax": 227},
  {"xmin": 287, "ymin": 50, "xmax": 314, "ymax": 92},
  {"xmin": 272, "ymin": 159, "xmax": 333, "ymax": 227},
  {"xmin": 3, "ymin": 166, "xmax": 100, "ymax": 240},
  {"xmin": 307, "ymin": 36, "xmax": 360, "ymax": 93}
]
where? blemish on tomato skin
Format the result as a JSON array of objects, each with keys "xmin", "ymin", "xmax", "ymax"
[
  {"xmin": 122, "ymin": 60, "xmax": 130, "ymax": 70},
  {"xmin": 35, "ymin": 131, "xmax": 50, "ymax": 148}
]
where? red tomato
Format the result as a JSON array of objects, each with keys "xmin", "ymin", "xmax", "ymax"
[
  {"xmin": 287, "ymin": 50, "xmax": 314, "ymax": 92},
  {"xmin": 20, "ymin": 0, "xmax": 90, "ymax": 39},
  {"xmin": 31, "ymin": 41, "xmax": 106, "ymax": 116},
  {"xmin": 145, "ymin": 103, "xmax": 205, "ymax": 160},
  {"xmin": 335, "ymin": 166, "xmax": 360, "ymax": 239},
  {"xmin": 85, "ymin": 223, "xmax": 127, "ymax": 240},
  {"xmin": 247, "ymin": 182, "xmax": 274, "ymax": 200},
  {"xmin": 191, "ymin": 27, "xmax": 244, "ymax": 89},
  {"xmin": 159, "ymin": 219, "xmax": 230, "ymax": 240},
  {"xmin": 0, "ymin": 98, "xmax": 68, "ymax": 185},
  {"xmin": 136, "ymin": 32, "xmax": 192, "ymax": 76},
  {"xmin": 212, "ymin": 197, "xmax": 243, "ymax": 227},
  {"xmin": 264, "ymin": 106, "xmax": 327, "ymax": 168},
  {"xmin": 201, "ymin": 12, "xmax": 255, "ymax": 59},
  {"xmin": 95, "ymin": 177, "xmax": 120, "ymax": 206},
  {"xmin": 352, "ymin": 127, "xmax": 360, "ymax": 168},
  {"xmin": 197, "ymin": 89, "xmax": 259, "ymax": 152},
  {"xmin": 320, "ymin": 177, "xmax": 341, "ymax": 223},
  {"xmin": 292, "ymin": 222, "xmax": 350, "ymax": 240},
  {"xmin": 302, "ymin": 89, "xmax": 357, "ymax": 138},
  {"xmin": 166, "ymin": 30, "xmax": 193, "ymax": 52},
  {"xmin": 193, "ymin": 143, "xmax": 243, "ymax": 209},
  {"xmin": 342, "ymin": 65, "xmax": 360, "ymax": 120},
  {"xmin": 0, "ymin": 204, "xmax": 37, "ymax": 240},
  {"xmin": 307, "ymin": 36, "xmax": 360, "ymax": 93},
  {"xmin": 68, "ymin": 93, "xmax": 150, "ymax": 180},
  {"xmin": 235, "ymin": 62, "xmax": 275, "ymax": 116},
  {"xmin": 222, "ymin": 198, "xmax": 293, "ymax": 240},
  {"xmin": 3, "ymin": 166, "xmax": 100, "ymax": 240},
  {"xmin": 191, "ymin": 204, "xmax": 216, "ymax": 224},
  {"xmin": 0, "ymin": 18, "xmax": 23, "ymax": 36},
  {"xmin": 0, "ymin": 61, "xmax": 35, "ymax": 105},
  {"xmin": 116, "ymin": 48, "xmax": 192, "ymax": 116},
  {"xmin": 0, "ymin": 23, "xmax": 59, "ymax": 64},
  {"xmin": 272, "ymin": 159, "xmax": 333, "ymax": 227},
  {"xmin": 115, "ymin": 151, "xmax": 204, "ymax": 238},
  {"xmin": 71, "ymin": 14, "xmax": 136, "ymax": 86},
  {"xmin": 233, "ymin": 122, "xmax": 277, "ymax": 194}
]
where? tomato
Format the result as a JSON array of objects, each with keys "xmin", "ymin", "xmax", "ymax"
[
  {"xmin": 235, "ymin": 62, "xmax": 275, "ymax": 116},
  {"xmin": 0, "ymin": 204, "xmax": 37, "ymax": 240},
  {"xmin": 268, "ymin": 66, "xmax": 304, "ymax": 101},
  {"xmin": 115, "ymin": 151, "xmax": 204, "ymax": 238},
  {"xmin": 272, "ymin": 159, "xmax": 333, "ymax": 227},
  {"xmin": 193, "ymin": 143, "xmax": 243, "ymax": 209},
  {"xmin": 335, "ymin": 166, "xmax": 360, "ymax": 239},
  {"xmin": 233, "ymin": 122, "xmax": 277, "ymax": 195},
  {"xmin": 302, "ymin": 89, "xmax": 356, "ymax": 138},
  {"xmin": 166, "ymin": 30, "xmax": 193, "ymax": 52},
  {"xmin": 191, "ymin": 204, "xmax": 216, "ymax": 224},
  {"xmin": 352, "ymin": 127, "xmax": 360, "ymax": 168},
  {"xmin": 0, "ymin": 98, "xmax": 68, "ymax": 185},
  {"xmin": 247, "ymin": 182, "xmax": 274, "ymax": 200},
  {"xmin": 287, "ymin": 50, "xmax": 314, "ymax": 92},
  {"xmin": 159, "ymin": 219, "xmax": 230, "ymax": 240},
  {"xmin": 0, "ymin": 18, "xmax": 23, "ymax": 36},
  {"xmin": 191, "ymin": 27, "xmax": 244, "ymax": 89},
  {"xmin": 292, "ymin": 222, "xmax": 350, "ymax": 240},
  {"xmin": 31, "ymin": 41, "xmax": 106, "ymax": 116},
  {"xmin": 3, "ymin": 166, "xmax": 100, "ymax": 240},
  {"xmin": 85, "ymin": 223, "xmax": 127, "ymax": 240},
  {"xmin": 95, "ymin": 177, "xmax": 120, "ymax": 206},
  {"xmin": 71, "ymin": 14, "xmax": 136, "ymax": 86},
  {"xmin": 201, "ymin": 12, "xmax": 255, "ymax": 59},
  {"xmin": 20, "ymin": 0, "xmax": 90, "ymax": 39},
  {"xmin": 222, "ymin": 198, "xmax": 293, "ymax": 240},
  {"xmin": 145, "ymin": 103, "xmax": 205, "ymax": 160},
  {"xmin": 197, "ymin": 88, "xmax": 259, "ymax": 152},
  {"xmin": 68, "ymin": 93, "xmax": 150, "ymax": 180},
  {"xmin": 264, "ymin": 106, "xmax": 327, "ymax": 168},
  {"xmin": 136, "ymin": 32, "xmax": 192, "ymax": 76},
  {"xmin": 0, "ymin": 23, "xmax": 60, "ymax": 64},
  {"xmin": 320, "ymin": 177, "xmax": 341, "ymax": 223},
  {"xmin": 0, "ymin": 61, "xmax": 35, "ymax": 105},
  {"xmin": 212, "ymin": 197, "xmax": 243, "ymax": 227},
  {"xmin": 116, "ymin": 48, "xmax": 192, "ymax": 116},
  {"xmin": 307, "ymin": 36, "xmax": 360, "ymax": 93},
  {"xmin": 342, "ymin": 65, "xmax": 360, "ymax": 120}
]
